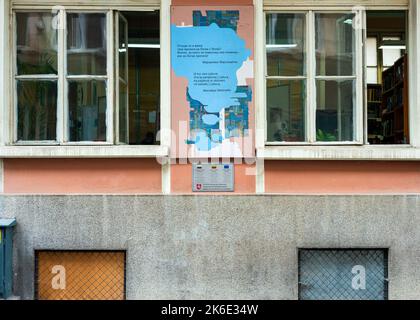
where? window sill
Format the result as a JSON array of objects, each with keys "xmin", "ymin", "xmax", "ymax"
[
  {"xmin": 259, "ymin": 145, "xmax": 420, "ymax": 161},
  {"xmin": 0, "ymin": 145, "xmax": 169, "ymax": 158}
]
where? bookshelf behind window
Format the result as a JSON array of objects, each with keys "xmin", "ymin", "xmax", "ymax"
[
  {"xmin": 380, "ymin": 54, "xmax": 409, "ymax": 144},
  {"xmin": 367, "ymin": 84, "xmax": 383, "ymax": 144}
]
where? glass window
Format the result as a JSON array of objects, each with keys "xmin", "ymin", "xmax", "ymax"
[
  {"xmin": 315, "ymin": 13, "xmax": 355, "ymax": 77},
  {"xmin": 122, "ymin": 11, "xmax": 160, "ymax": 145},
  {"xmin": 17, "ymin": 80, "xmax": 57, "ymax": 141},
  {"xmin": 315, "ymin": 13, "xmax": 356, "ymax": 142},
  {"xmin": 366, "ymin": 11, "xmax": 408, "ymax": 145},
  {"xmin": 14, "ymin": 9, "xmax": 161, "ymax": 145},
  {"xmin": 15, "ymin": 12, "xmax": 59, "ymax": 142},
  {"xmin": 366, "ymin": 37, "xmax": 378, "ymax": 84},
  {"xmin": 119, "ymin": 82, "xmax": 128, "ymax": 143},
  {"xmin": 117, "ymin": 13, "xmax": 129, "ymax": 144},
  {"xmin": 266, "ymin": 11, "xmax": 358, "ymax": 144},
  {"xmin": 67, "ymin": 13, "xmax": 107, "ymax": 75},
  {"xmin": 382, "ymin": 36, "xmax": 402, "ymax": 68},
  {"xmin": 267, "ymin": 80, "xmax": 306, "ymax": 142},
  {"xmin": 68, "ymin": 80, "xmax": 107, "ymax": 142},
  {"xmin": 316, "ymin": 80, "xmax": 355, "ymax": 141},
  {"xmin": 66, "ymin": 12, "xmax": 108, "ymax": 142},
  {"xmin": 266, "ymin": 13, "xmax": 306, "ymax": 77},
  {"xmin": 266, "ymin": 13, "xmax": 307, "ymax": 143},
  {"xmin": 16, "ymin": 12, "xmax": 58, "ymax": 75}
]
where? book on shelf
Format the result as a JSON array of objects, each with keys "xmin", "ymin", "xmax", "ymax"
[
  {"xmin": 379, "ymin": 54, "xmax": 408, "ymax": 144},
  {"xmin": 367, "ymin": 85, "xmax": 382, "ymax": 102}
]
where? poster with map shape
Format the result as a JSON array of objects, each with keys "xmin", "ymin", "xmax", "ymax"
[{"xmin": 171, "ymin": 6, "xmax": 254, "ymax": 158}]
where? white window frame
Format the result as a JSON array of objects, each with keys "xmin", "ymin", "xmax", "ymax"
[
  {"xmin": 12, "ymin": 8, "xmax": 114, "ymax": 146},
  {"xmin": 2, "ymin": 1, "xmax": 168, "ymax": 159},
  {"xmin": 63, "ymin": 9, "xmax": 114, "ymax": 145},
  {"xmin": 256, "ymin": 1, "xmax": 420, "ymax": 162},
  {"xmin": 115, "ymin": 12, "xmax": 129, "ymax": 145},
  {"xmin": 2, "ymin": 0, "xmax": 420, "ymax": 162},
  {"xmin": 264, "ymin": 9, "xmax": 364, "ymax": 146},
  {"xmin": 12, "ymin": 10, "xmax": 61, "ymax": 145}
]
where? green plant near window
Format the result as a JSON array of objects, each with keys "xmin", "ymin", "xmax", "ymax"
[{"xmin": 316, "ymin": 129, "xmax": 337, "ymax": 142}]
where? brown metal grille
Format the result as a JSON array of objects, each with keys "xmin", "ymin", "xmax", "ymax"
[{"xmin": 35, "ymin": 250, "xmax": 126, "ymax": 300}]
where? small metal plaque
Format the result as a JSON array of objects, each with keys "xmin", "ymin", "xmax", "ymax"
[{"xmin": 192, "ymin": 163, "xmax": 234, "ymax": 192}]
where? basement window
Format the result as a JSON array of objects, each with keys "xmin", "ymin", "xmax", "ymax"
[{"xmin": 298, "ymin": 249, "xmax": 388, "ymax": 300}]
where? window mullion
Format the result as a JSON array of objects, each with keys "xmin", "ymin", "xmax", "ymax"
[
  {"xmin": 106, "ymin": 10, "xmax": 114, "ymax": 144},
  {"xmin": 263, "ymin": 12, "xmax": 268, "ymax": 144},
  {"xmin": 307, "ymin": 11, "xmax": 316, "ymax": 143},
  {"xmin": 15, "ymin": 75, "xmax": 58, "ymax": 80},
  {"xmin": 61, "ymin": 9, "xmax": 68, "ymax": 143},
  {"xmin": 266, "ymin": 76, "xmax": 306, "ymax": 80},
  {"xmin": 66, "ymin": 75, "xmax": 108, "ymax": 80},
  {"xmin": 356, "ymin": 9, "xmax": 365, "ymax": 144},
  {"xmin": 12, "ymin": 11, "xmax": 17, "ymax": 143},
  {"xmin": 114, "ymin": 11, "xmax": 120, "ymax": 145},
  {"xmin": 315, "ymin": 76, "xmax": 356, "ymax": 80}
]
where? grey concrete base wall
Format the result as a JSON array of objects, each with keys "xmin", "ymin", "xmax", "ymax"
[{"xmin": 0, "ymin": 195, "xmax": 420, "ymax": 300}]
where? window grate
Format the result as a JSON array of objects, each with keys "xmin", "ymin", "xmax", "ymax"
[
  {"xmin": 298, "ymin": 249, "xmax": 388, "ymax": 300},
  {"xmin": 34, "ymin": 250, "xmax": 126, "ymax": 300}
]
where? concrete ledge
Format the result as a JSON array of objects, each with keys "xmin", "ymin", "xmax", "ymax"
[
  {"xmin": 260, "ymin": 145, "xmax": 420, "ymax": 161},
  {"xmin": 0, "ymin": 145, "xmax": 168, "ymax": 158}
]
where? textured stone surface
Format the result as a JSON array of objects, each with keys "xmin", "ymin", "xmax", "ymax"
[{"xmin": 0, "ymin": 195, "xmax": 419, "ymax": 299}]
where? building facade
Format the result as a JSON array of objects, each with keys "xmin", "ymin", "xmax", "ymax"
[{"xmin": 1, "ymin": 0, "xmax": 420, "ymax": 299}]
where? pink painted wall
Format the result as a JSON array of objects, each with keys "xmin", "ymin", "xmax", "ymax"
[
  {"xmin": 171, "ymin": 162, "xmax": 256, "ymax": 194},
  {"xmin": 172, "ymin": 0, "xmax": 253, "ymax": 5},
  {"xmin": 265, "ymin": 161, "xmax": 420, "ymax": 194},
  {"xmin": 3, "ymin": 159, "xmax": 162, "ymax": 194}
]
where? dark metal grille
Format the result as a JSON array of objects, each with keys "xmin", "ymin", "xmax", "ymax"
[
  {"xmin": 298, "ymin": 249, "xmax": 388, "ymax": 300},
  {"xmin": 35, "ymin": 250, "xmax": 126, "ymax": 300}
]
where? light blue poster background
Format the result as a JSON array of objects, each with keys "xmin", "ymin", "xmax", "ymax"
[{"xmin": 171, "ymin": 14, "xmax": 252, "ymax": 151}]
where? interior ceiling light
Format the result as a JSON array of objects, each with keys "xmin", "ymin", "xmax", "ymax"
[{"xmin": 379, "ymin": 40, "xmax": 406, "ymax": 50}]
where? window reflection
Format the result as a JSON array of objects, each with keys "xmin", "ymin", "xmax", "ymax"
[
  {"xmin": 68, "ymin": 80, "xmax": 107, "ymax": 142},
  {"xmin": 16, "ymin": 12, "xmax": 58, "ymax": 75},
  {"xmin": 315, "ymin": 13, "xmax": 355, "ymax": 76},
  {"xmin": 17, "ymin": 81, "xmax": 57, "ymax": 141},
  {"xmin": 267, "ymin": 80, "xmax": 306, "ymax": 142},
  {"xmin": 67, "ymin": 13, "xmax": 107, "ymax": 75},
  {"xmin": 122, "ymin": 11, "xmax": 160, "ymax": 145},
  {"xmin": 266, "ymin": 13, "xmax": 306, "ymax": 77}
]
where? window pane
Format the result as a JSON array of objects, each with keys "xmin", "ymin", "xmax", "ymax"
[
  {"xmin": 119, "ymin": 16, "xmax": 127, "ymax": 80},
  {"xmin": 119, "ymin": 81, "xmax": 128, "ymax": 143},
  {"xmin": 17, "ymin": 80, "xmax": 57, "ymax": 141},
  {"xmin": 366, "ymin": 37, "xmax": 378, "ymax": 66},
  {"xmin": 267, "ymin": 80, "xmax": 306, "ymax": 142},
  {"xmin": 266, "ymin": 13, "xmax": 306, "ymax": 76},
  {"xmin": 68, "ymin": 80, "xmax": 107, "ymax": 142},
  {"xmin": 67, "ymin": 13, "xmax": 107, "ymax": 75},
  {"xmin": 16, "ymin": 12, "xmax": 58, "ymax": 75},
  {"xmin": 123, "ymin": 11, "xmax": 160, "ymax": 145},
  {"xmin": 383, "ymin": 48, "xmax": 402, "ymax": 67},
  {"xmin": 316, "ymin": 13, "xmax": 355, "ymax": 76},
  {"xmin": 366, "ymin": 67, "xmax": 378, "ymax": 84},
  {"xmin": 382, "ymin": 37, "xmax": 402, "ymax": 67},
  {"xmin": 316, "ymin": 80, "xmax": 355, "ymax": 141}
]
